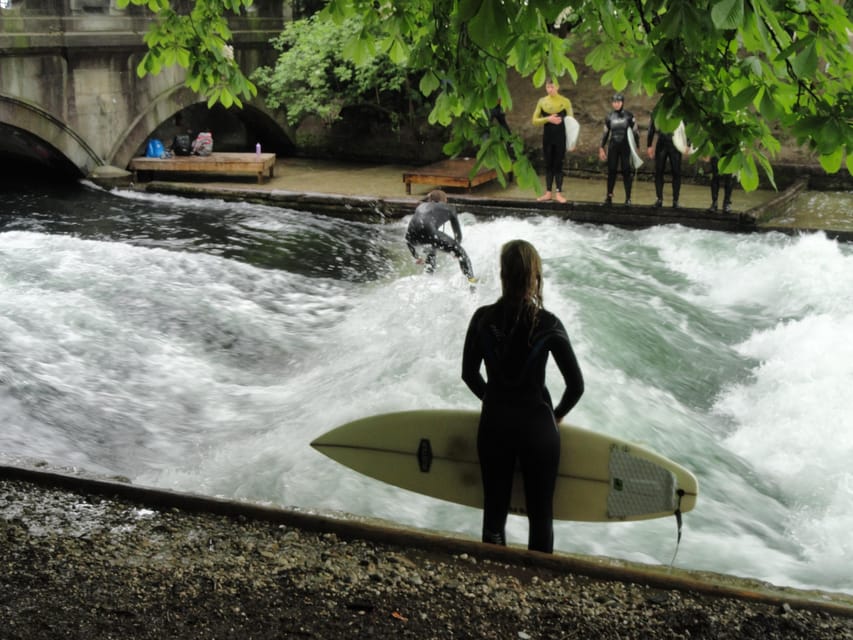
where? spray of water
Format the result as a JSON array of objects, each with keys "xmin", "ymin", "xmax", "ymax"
[{"xmin": 1, "ymin": 190, "xmax": 851, "ymax": 594}]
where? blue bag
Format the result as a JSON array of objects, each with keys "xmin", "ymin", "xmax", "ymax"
[{"xmin": 146, "ymin": 139, "xmax": 165, "ymax": 158}]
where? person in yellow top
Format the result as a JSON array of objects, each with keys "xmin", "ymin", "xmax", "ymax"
[{"xmin": 532, "ymin": 79, "xmax": 574, "ymax": 204}]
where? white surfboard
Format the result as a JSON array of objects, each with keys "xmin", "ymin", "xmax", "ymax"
[
  {"xmin": 627, "ymin": 128, "xmax": 644, "ymax": 170},
  {"xmin": 311, "ymin": 410, "xmax": 698, "ymax": 523},
  {"xmin": 564, "ymin": 116, "xmax": 580, "ymax": 152},
  {"xmin": 673, "ymin": 121, "xmax": 688, "ymax": 154}
]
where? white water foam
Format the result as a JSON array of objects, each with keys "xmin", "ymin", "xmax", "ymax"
[{"xmin": 2, "ymin": 208, "xmax": 851, "ymax": 595}]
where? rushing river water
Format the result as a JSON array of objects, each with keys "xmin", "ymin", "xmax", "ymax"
[{"xmin": 1, "ymin": 179, "xmax": 851, "ymax": 596}]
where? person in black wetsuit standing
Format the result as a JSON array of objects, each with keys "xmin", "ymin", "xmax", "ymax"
[
  {"xmin": 598, "ymin": 93, "xmax": 639, "ymax": 205},
  {"xmin": 708, "ymin": 156, "xmax": 734, "ymax": 212},
  {"xmin": 531, "ymin": 80, "xmax": 574, "ymax": 203},
  {"xmin": 647, "ymin": 118, "xmax": 688, "ymax": 208},
  {"xmin": 406, "ymin": 189, "xmax": 476, "ymax": 282},
  {"xmin": 462, "ymin": 239, "xmax": 584, "ymax": 553}
]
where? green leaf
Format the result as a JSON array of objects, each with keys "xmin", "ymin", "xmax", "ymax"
[
  {"xmin": 739, "ymin": 155, "xmax": 759, "ymax": 191},
  {"xmin": 176, "ymin": 48, "xmax": 191, "ymax": 68},
  {"xmin": 711, "ymin": 0, "xmax": 744, "ymax": 30},
  {"xmin": 468, "ymin": 1, "xmax": 509, "ymax": 48},
  {"xmin": 792, "ymin": 41, "xmax": 818, "ymax": 78},
  {"xmin": 387, "ymin": 37, "xmax": 408, "ymax": 64},
  {"xmin": 419, "ymin": 71, "xmax": 440, "ymax": 96},
  {"xmin": 759, "ymin": 87, "xmax": 779, "ymax": 120},
  {"xmin": 456, "ymin": 0, "xmax": 482, "ymax": 23},
  {"xmin": 342, "ymin": 35, "xmax": 371, "ymax": 66},
  {"xmin": 819, "ymin": 147, "xmax": 844, "ymax": 173},
  {"xmin": 730, "ymin": 85, "xmax": 760, "ymax": 110},
  {"xmin": 601, "ymin": 63, "xmax": 627, "ymax": 91}
]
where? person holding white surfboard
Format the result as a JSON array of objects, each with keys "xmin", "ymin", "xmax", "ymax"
[
  {"xmin": 462, "ymin": 240, "xmax": 584, "ymax": 553},
  {"xmin": 531, "ymin": 79, "xmax": 574, "ymax": 204},
  {"xmin": 647, "ymin": 117, "xmax": 690, "ymax": 208},
  {"xmin": 598, "ymin": 93, "xmax": 640, "ymax": 206}
]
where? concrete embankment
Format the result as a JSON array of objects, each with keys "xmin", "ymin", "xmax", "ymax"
[
  {"xmin": 2, "ymin": 461, "xmax": 852, "ymax": 620},
  {"xmin": 122, "ymin": 157, "xmax": 853, "ymax": 241}
]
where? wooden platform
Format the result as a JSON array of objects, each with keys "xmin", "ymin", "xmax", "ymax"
[
  {"xmin": 402, "ymin": 157, "xmax": 498, "ymax": 194},
  {"xmin": 129, "ymin": 152, "xmax": 276, "ymax": 184}
]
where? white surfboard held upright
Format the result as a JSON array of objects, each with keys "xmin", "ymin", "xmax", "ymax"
[
  {"xmin": 564, "ymin": 116, "xmax": 580, "ymax": 152},
  {"xmin": 627, "ymin": 129, "xmax": 644, "ymax": 170},
  {"xmin": 673, "ymin": 121, "xmax": 689, "ymax": 154},
  {"xmin": 311, "ymin": 410, "xmax": 698, "ymax": 523}
]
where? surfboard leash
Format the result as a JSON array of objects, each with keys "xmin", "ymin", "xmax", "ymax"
[{"xmin": 668, "ymin": 489, "xmax": 686, "ymax": 569}]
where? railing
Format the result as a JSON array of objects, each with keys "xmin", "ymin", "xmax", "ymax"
[{"xmin": 0, "ymin": 0, "xmax": 287, "ymax": 49}]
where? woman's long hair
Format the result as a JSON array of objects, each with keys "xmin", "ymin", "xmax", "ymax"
[{"xmin": 499, "ymin": 240, "xmax": 543, "ymax": 341}]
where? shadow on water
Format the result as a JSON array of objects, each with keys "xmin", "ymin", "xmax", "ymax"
[{"xmin": 1, "ymin": 179, "xmax": 401, "ymax": 283}]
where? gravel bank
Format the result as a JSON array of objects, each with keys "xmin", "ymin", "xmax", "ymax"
[{"xmin": 1, "ymin": 471, "xmax": 851, "ymax": 640}]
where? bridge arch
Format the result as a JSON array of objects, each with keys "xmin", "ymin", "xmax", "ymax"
[
  {"xmin": 111, "ymin": 85, "xmax": 296, "ymax": 170},
  {"xmin": 0, "ymin": 93, "xmax": 103, "ymax": 177}
]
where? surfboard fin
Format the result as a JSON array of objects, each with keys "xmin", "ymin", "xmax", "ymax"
[{"xmin": 669, "ymin": 489, "xmax": 686, "ymax": 569}]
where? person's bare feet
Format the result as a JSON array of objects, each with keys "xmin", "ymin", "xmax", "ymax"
[
  {"xmin": 555, "ymin": 192, "xmax": 567, "ymax": 204},
  {"xmin": 537, "ymin": 191, "xmax": 552, "ymax": 202}
]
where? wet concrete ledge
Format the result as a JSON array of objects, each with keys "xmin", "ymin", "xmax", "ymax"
[
  {"xmin": 134, "ymin": 181, "xmax": 759, "ymax": 233},
  {"xmin": 2, "ymin": 461, "xmax": 851, "ymax": 619},
  {"xmin": 134, "ymin": 178, "xmax": 853, "ymax": 242}
]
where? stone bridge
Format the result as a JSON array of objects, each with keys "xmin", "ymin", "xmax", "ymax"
[{"xmin": 0, "ymin": 0, "xmax": 294, "ymax": 178}]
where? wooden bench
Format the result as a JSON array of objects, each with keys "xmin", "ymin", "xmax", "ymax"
[
  {"xmin": 129, "ymin": 152, "xmax": 277, "ymax": 184},
  {"xmin": 402, "ymin": 157, "xmax": 498, "ymax": 194}
]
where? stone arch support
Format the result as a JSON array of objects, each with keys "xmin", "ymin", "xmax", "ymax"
[
  {"xmin": 0, "ymin": 93, "xmax": 103, "ymax": 176},
  {"xmin": 111, "ymin": 85, "xmax": 296, "ymax": 169},
  {"xmin": 109, "ymin": 84, "xmax": 200, "ymax": 169}
]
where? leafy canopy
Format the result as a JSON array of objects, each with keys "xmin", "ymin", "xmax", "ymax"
[
  {"xmin": 116, "ymin": 0, "xmax": 258, "ymax": 109},
  {"xmin": 250, "ymin": 14, "xmax": 412, "ymax": 128},
  {"xmin": 122, "ymin": 0, "xmax": 853, "ymax": 191},
  {"xmin": 577, "ymin": 0, "xmax": 853, "ymax": 189}
]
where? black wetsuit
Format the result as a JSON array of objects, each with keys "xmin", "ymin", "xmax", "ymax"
[
  {"xmin": 405, "ymin": 201, "xmax": 474, "ymax": 278},
  {"xmin": 647, "ymin": 121, "xmax": 682, "ymax": 205},
  {"xmin": 709, "ymin": 157, "xmax": 734, "ymax": 211},
  {"xmin": 462, "ymin": 301, "xmax": 584, "ymax": 553},
  {"xmin": 541, "ymin": 112, "xmax": 568, "ymax": 193},
  {"xmin": 600, "ymin": 108, "xmax": 638, "ymax": 201}
]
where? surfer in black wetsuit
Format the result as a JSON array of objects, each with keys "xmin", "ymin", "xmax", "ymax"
[
  {"xmin": 406, "ymin": 190, "xmax": 476, "ymax": 282},
  {"xmin": 462, "ymin": 240, "xmax": 584, "ymax": 553},
  {"xmin": 599, "ymin": 93, "xmax": 639, "ymax": 206},
  {"xmin": 647, "ymin": 118, "xmax": 687, "ymax": 208}
]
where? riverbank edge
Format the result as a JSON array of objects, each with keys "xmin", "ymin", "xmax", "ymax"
[
  {"xmin": 2, "ymin": 461, "xmax": 851, "ymax": 619},
  {"xmin": 126, "ymin": 177, "xmax": 853, "ymax": 242}
]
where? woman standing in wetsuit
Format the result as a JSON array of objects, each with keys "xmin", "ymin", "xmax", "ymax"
[
  {"xmin": 599, "ymin": 93, "xmax": 638, "ymax": 205},
  {"xmin": 462, "ymin": 240, "xmax": 584, "ymax": 553},
  {"xmin": 532, "ymin": 80, "xmax": 574, "ymax": 204}
]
